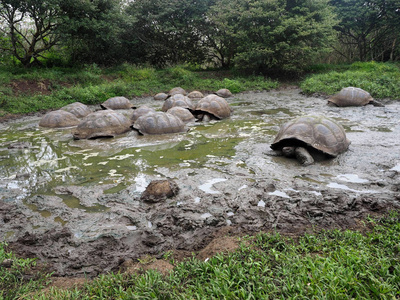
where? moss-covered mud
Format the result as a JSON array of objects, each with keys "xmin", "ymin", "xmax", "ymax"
[{"xmin": 1, "ymin": 88, "xmax": 400, "ymax": 277}]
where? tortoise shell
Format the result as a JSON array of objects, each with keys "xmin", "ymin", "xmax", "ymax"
[
  {"xmin": 132, "ymin": 112, "xmax": 188, "ymax": 135},
  {"xmin": 168, "ymin": 87, "xmax": 187, "ymax": 96},
  {"xmin": 194, "ymin": 95, "xmax": 232, "ymax": 120},
  {"xmin": 167, "ymin": 107, "xmax": 196, "ymax": 123},
  {"xmin": 216, "ymin": 88, "xmax": 233, "ymax": 98},
  {"xmin": 60, "ymin": 102, "xmax": 92, "ymax": 118},
  {"xmin": 187, "ymin": 91, "xmax": 204, "ymax": 100},
  {"xmin": 162, "ymin": 94, "xmax": 195, "ymax": 112},
  {"xmin": 270, "ymin": 115, "xmax": 350, "ymax": 157},
  {"xmin": 39, "ymin": 110, "xmax": 80, "ymax": 128},
  {"xmin": 100, "ymin": 96, "xmax": 134, "ymax": 110},
  {"xmin": 73, "ymin": 110, "xmax": 132, "ymax": 139},
  {"xmin": 328, "ymin": 87, "xmax": 373, "ymax": 107},
  {"xmin": 154, "ymin": 93, "xmax": 169, "ymax": 101},
  {"xmin": 131, "ymin": 105, "xmax": 156, "ymax": 123}
]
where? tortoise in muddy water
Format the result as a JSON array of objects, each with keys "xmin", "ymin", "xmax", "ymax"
[
  {"xmin": 100, "ymin": 96, "xmax": 135, "ymax": 110},
  {"xmin": 73, "ymin": 110, "xmax": 132, "ymax": 139},
  {"xmin": 270, "ymin": 115, "xmax": 351, "ymax": 165},
  {"xmin": 167, "ymin": 106, "xmax": 196, "ymax": 123},
  {"xmin": 328, "ymin": 87, "xmax": 384, "ymax": 107},
  {"xmin": 60, "ymin": 102, "xmax": 92, "ymax": 118},
  {"xmin": 194, "ymin": 94, "xmax": 232, "ymax": 121},
  {"xmin": 39, "ymin": 110, "xmax": 80, "ymax": 128},
  {"xmin": 131, "ymin": 105, "xmax": 157, "ymax": 123},
  {"xmin": 161, "ymin": 94, "xmax": 195, "ymax": 112},
  {"xmin": 168, "ymin": 87, "xmax": 187, "ymax": 96},
  {"xmin": 132, "ymin": 112, "xmax": 188, "ymax": 135},
  {"xmin": 215, "ymin": 88, "xmax": 233, "ymax": 98},
  {"xmin": 154, "ymin": 92, "xmax": 168, "ymax": 101}
]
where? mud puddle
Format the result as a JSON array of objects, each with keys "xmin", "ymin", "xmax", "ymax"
[{"xmin": 1, "ymin": 89, "xmax": 400, "ymax": 277}]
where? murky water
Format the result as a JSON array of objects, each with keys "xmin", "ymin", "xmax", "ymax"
[{"xmin": 1, "ymin": 88, "xmax": 400, "ymax": 277}]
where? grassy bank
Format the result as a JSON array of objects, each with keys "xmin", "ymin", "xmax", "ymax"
[
  {"xmin": 301, "ymin": 61, "xmax": 400, "ymax": 99},
  {"xmin": 1, "ymin": 212, "xmax": 400, "ymax": 299},
  {"xmin": 0, "ymin": 64, "xmax": 278, "ymax": 116}
]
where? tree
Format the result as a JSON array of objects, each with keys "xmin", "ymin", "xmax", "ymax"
[
  {"xmin": 330, "ymin": 0, "xmax": 400, "ymax": 62},
  {"xmin": 0, "ymin": 0, "xmax": 62, "ymax": 67},
  {"xmin": 206, "ymin": 0, "xmax": 338, "ymax": 73},
  {"xmin": 123, "ymin": 0, "xmax": 215, "ymax": 67}
]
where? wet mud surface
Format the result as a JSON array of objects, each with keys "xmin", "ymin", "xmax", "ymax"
[{"xmin": 1, "ymin": 88, "xmax": 400, "ymax": 277}]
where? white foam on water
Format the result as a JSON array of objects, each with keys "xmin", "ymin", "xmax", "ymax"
[
  {"xmin": 201, "ymin": 213, "xmax": 213, "ymax": 219},
  {"xmin": 198, "ymin": 178, "xmax": 227, "ymax": 194},
  {"xmin": 257, "ymin": 200, "xmax": 266, "ymax": 207},
  {"xmin": 238, "ymin": 185, "xmax": 248, "ymax": 191},
  {"xmin": 134, "ymin": 174, "xmax": 148, "ymax": 193},
  {"xmin": 337, "ymin": 174, "xmax": 369, "ymax": 183},
  {"xmin": 194, "ymin": 197, "xmax": 201, "ymax": 203},
  {"xmin": 126, "ymin": 226, "xmax": 137, "ymax": 231},
  {"xmin": 268, "ymin": 190, "xmax": 290, "ymax": 198},
  {"xmin": 390, "ymin": 164, "xmax": 400, "ymax": 172},
  {"xmin": 147, "ymin": 221, "xmax": 152, "ymax": 228},
  {"xmin": 227, "ymin": 212, "xmax": 235, "ymax": 216},
  {"xmin": 327, "ymin": 182, "xmax": 379, "ymax": 194}
]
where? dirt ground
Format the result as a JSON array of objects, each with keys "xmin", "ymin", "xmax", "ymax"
[{"xmin": 1, "ymin": 88, "xmax": 400, "ymax": 288}]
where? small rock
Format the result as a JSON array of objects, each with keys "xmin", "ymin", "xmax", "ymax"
[
  {"xmin": 140, "ymin": 179, "xmax": 179, "ymax": 203},
  {"xmin": 1, "ymin": 259, "xmax": 13, "ymax": 268}
]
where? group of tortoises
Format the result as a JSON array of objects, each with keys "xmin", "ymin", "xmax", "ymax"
[
  {"xmin": 270, "ymin": 86, "xmax": 384, "ymax": 165},
  {"xmin": 39, "ymin": 85, "xmax": 381, "ymax": 166},
  {"xmin": 39, "ymin": 87, "xmax": 233, "ymax": 139}
]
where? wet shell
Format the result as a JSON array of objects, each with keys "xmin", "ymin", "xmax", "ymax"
[
  {"xmin": 60, "ymin": 102, "xmax": 92, "ymax": 118},
  {"xmin": 187, "ymin": 91, "xmax": 204, "ymax": 100},
  {"xmin": 194, "ymin": 94, "xmax": 232, "ymax": 119},
  {"xmin": 168, "ymin": 87, "xmax": 187, "ymax": 96},
  {"xmin": 270, "ymin": 115, "xmax": 350, "ymax": 157},
  {"xmin": 100, "ymin": 96, "xmax": 134, "ymax": 110},
  {"xmin": 132, "ymin": 112, "xmax": 188, "ymax": 135},
  {"xmin": 161, "ymin": 94, "xmax": 195, "ymax": 112},
  {"xmin": 328, "ymin": 87, "xmax": 373, "ymax": 107},
  {"xmin": 216, "ymin": 88, "xmax": 233, "ymax": 98},
  {"xmin": 154, "ymin": 93, "xmax": 168, "ymax": 101},
  {"xmin": 73, "ymin": 110, "xmax": 132, "ymax": 139},
  {"xmin": 39, "ymin": 110, "xmax": 80, "ymax": 128},
  {"xmin": 167, "ymin": 107, "xmax": 195, "ymax": 123},
  {"xmin": 131, "ymin": 105, "xmax": 156, "ymax": 123}
]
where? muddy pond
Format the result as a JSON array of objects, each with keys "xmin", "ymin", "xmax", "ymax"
[{"xmin": 1, "ymin": 88, "xmax": 400, "ymax": 277}]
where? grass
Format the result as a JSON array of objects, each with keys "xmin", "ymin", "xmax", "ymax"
[
  {"xmin": 0, "ymin": 64, "xmax": 278, "ymax": 116},
  {"xmin": 2, "ymin": 211, "xmax": 400, "ymax": 299},
  {"xmin": 300, "ymin": 61, "xmax": 400, "ymax": 99}
]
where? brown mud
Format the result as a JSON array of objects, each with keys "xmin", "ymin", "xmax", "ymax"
[{"xmin": 1, "ymin": 88, "xmax": 400, "ymax": 279}]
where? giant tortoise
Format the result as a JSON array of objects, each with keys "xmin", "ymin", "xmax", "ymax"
[
  {"xmin": 39, "ymin": 110, "xmax": 80, "ymax": 128},
  {"xmin": 168, "ymin": 87, "xmax": 187, "ymax": 96},
  {"xmin": 161, "ymin": 94, "xmax": 195, "ymax": 112},
  {"xmin": 60, "ymin": 102, "xmax": 92, "ymax": 118},
  {"xmin": 194, "ymin": 94, "xmax": 232, "ymax": 121},
  {"xmin": 328, "ymin": 87, "xmax": 384, "ymax": 107},
  {"xmin": 270, "ymin": 115, "xmax": 351, "ymax": 165},
  {"xmin": 73, "ymin": 110, "xmax": 132, "ymax": 139},
  {"xmin": 132, "ymin": 112, "xmax": 188, "ymax": 135},
  {"xmin": 215, "ymin": 88, "xmax": 233, "ymax": 98},
  {"xmin": 100, "ymin": 96, "xmax": 135, "ymax": 110},
  {"xmin": 131, "ymin": 105, "xmax": 156, "ymax": 123},
  {"xmin": 167, "ymin": 107, "xmax": 196, "ymax": 123}
]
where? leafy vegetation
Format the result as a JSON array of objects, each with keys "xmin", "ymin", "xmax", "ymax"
[
  {"xmin": 1, "ymin": 212, "xmax": 399, "ymax": 299},
  {"xmin": 300, "ymin": 61, "xmax": 400, "ymax": 98},
  {"xmin": 0, "ymin": 64, "xmax": 278, "ymax": 115}
]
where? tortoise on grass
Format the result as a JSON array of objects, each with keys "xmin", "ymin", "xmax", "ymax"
[
  {"xmin": 73, "ymin": 110, "xmax": 132, "ymax": 139},
  {"xmin": 162, "ymin": 94, "xmax": 195, "ymax": 112},
  {"xmin": 132, "ymin": 112, "xmax": 188, "ymax": 135},
  {"xmin": 270, "ymin": 115, "xmax": 351, "ymax": 165},
  {"xmin": 60, "ymin": 102, "xmax": 92, "ymax": 118},
  {"xmin": 194, "ymin": 94, "xmax": 232, "ymax": 121},
  {"xmin": 328, "ymin": 87, "xmax": 384, "ymax": 107},
  {"xmin": 39, "ymin": 110, "xmax": 80, "ymax": 128},
  {"xmin": 100, "ymin": 96, "xmax": 135, "ymax": 110}
]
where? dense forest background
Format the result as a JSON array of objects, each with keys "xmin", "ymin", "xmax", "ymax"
[{"xmin": 1, "ymin": 0, "xmax": 400, "ymax": 73}]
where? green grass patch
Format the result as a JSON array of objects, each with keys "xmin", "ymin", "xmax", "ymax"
[
  {"xmin": 0, "ymin": 64, "xmax": 278, "ymax": 115},
  {"xmin": 300, "ymin": 61, "xmax": 400, "ymax": 99},
  {"xmin": 8, "ymin": 211, "xmax": 400, "ymax": 299}
]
